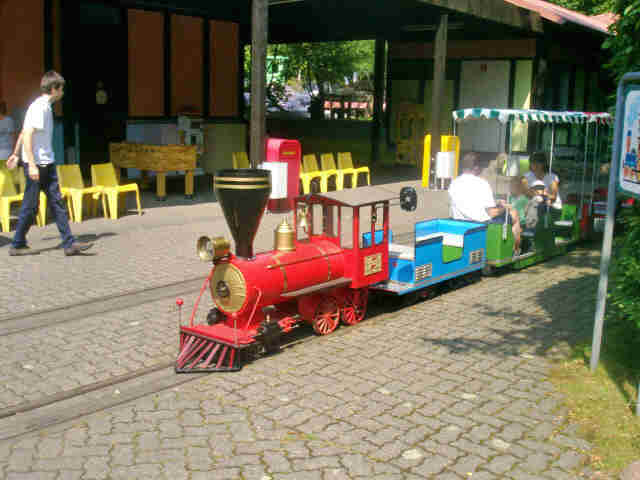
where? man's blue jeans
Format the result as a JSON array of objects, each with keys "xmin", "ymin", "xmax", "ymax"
[{"xmin": 11, "ymin": 163, "xmax": 74, "ymax": 249}]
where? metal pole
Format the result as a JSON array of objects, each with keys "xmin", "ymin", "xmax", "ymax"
[
  {"xmin": 549, "ymin": 123, "xmax": 555, "ymax": 173},
  {"xmin": 590, "ymin": 73, "xmax": 640, "ymax": 372},
  {"xmin": 590, "ymin": 122, "xmax": 600, "ymax": 214},
  {"xmin": 250, "ymin": 0, "xmax": 268, "ymax": 169},
  {"xmin": 580, "ymin": 122, "xmax": 590, "ymax": 220}
]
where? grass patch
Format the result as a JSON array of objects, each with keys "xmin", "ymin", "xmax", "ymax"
[{"xmin": 549, "ymin": 316, "xmax": 640, "ymax": 475}]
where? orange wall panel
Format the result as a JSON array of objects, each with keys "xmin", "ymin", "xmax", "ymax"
[
  {"xmin": 0, "ymin": 0, "xmax": 45, "ymax": 116},
  {"xmin": 128, "ymin": 9, "xmax": 165, "ymax": 117},
  {"xmin": 210, "ymin": 20, "xmax": 239, "ymax": 117},
  {"xmin": 171, "ymin": 15, "xmax": 203, "ymax": 115}
]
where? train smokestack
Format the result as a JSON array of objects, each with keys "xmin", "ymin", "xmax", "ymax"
[{"xmin": 214, "ymin": 169, "xmax": 271, "ymax": 259}]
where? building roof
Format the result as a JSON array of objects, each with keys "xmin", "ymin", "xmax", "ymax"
[{"xmin": 503, "ymin": 0, "xmax": 616, "ymax": 34}]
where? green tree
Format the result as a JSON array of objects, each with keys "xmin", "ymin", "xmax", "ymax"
[
  {"xmin": 245, "ymin": 40, "xmax": 375, "ymax": 118},
  {"xmin": 602, "ymin": 1, "xmax": 640, "ymax": 84},
  {"xmin": 545, "ymin": 0, "xmax": 614, "ymax": 15}
]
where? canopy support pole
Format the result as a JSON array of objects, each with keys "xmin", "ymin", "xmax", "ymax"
[
  {"xmin": 580, "ymin": 122, "xmax": 590, "ymax": 220},
  {"xmin": 590, "ymin": 122, "xmax": 600, "ymax": 214}
]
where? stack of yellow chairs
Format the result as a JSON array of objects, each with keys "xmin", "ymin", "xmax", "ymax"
[
  {"xmin": 232, "ymin": 152, "xmax": 250, "ymax": 169},
  {"xmin": 91, "ymin": 163, "xmax": 142, "ymax": 220},
  {"xmin": 300, "ymin": 154, "xmax": 334, "ymax": 194},
  {"xmin": 0, "ymin": 163, "xmax": 46, "ymax": 231},
  {"xmin": 57, "ymin": 164, "xmax": 106, "ymax": 222},
  {"xmin": 320, "ymin": 153, "xmax": 352, "ymax": 190},
  {"xmin": 337, "ymin": 152, "xmax": 370, "ymax": 188}
]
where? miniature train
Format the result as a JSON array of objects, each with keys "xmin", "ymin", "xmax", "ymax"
[{"xmin": 176, "ymin": 168, "xmax": 588, "ymax": 372}]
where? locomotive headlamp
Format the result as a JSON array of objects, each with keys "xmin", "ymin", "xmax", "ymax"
[{"xmin": 196, "ymin": 236, "xmax": 230, "ymax": 262}]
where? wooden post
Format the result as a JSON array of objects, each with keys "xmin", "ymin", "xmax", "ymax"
[
  {"xmin": 430, "ymin": 14, "xmax": 448, "ymax": 172},
  {"xmin": 371, "ymin": 38, "xmax": 386, "ymax": 164},
  {"xmin": 250, "ymin": 0, "xmax": 268, "ymax": 169}
]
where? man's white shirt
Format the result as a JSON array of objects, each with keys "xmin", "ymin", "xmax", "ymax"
[
  {"xmin": 22, "ymin": 95, "xmax": 54, "ymax": 165},
  {"xmin": 448, "ymin": 173, "xmax": 496, "ymax": 222}
]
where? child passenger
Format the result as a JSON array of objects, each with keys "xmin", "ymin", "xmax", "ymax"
[
  {"xmin": 509, "ymin": 176, "xmax": 529, "ymax": 227},
  {"xmin": 523, "ymin": 180, "xmax": 548, "ymax": 229}
]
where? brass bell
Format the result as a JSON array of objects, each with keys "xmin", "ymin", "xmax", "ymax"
[{"xmin": 274, "ymin": 219, "xmax": 295, "ymax": 252}]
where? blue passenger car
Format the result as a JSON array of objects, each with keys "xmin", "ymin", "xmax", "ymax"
[{"xmin": 370, "ymin": 219, "xmax": 487, "ymax": 296}]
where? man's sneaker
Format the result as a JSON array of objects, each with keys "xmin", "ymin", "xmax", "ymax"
[
  {"xmin": 64, "ymin": 242, "xmax": 93, "ymax": 256},
  {"xmin": 8, "ymin": 246, "xmax": 39, "ymax": 256}
]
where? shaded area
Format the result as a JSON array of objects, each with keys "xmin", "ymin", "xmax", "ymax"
[{"xmin": 419, "ymin": 251, "xmax": 600, "ymax": 360}]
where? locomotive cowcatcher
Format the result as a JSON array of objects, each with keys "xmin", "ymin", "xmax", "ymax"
[{"xmin": 176, "ymin": 168, "xmax": 414, "ymax": 372}]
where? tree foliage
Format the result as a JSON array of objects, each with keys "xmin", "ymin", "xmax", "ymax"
[
  {"xmin": 279, "ymin": 41, "xmax": 374, "ymax": 98},
  {"xmin": 602, "ymin": 1, "xmax": 640, "ymax": 84},
  {"xmin": 545, "ymin": 0, "xmax": 615, "ymax": 15},
  {"xmin": 245, "ymin": 40, "xmax": 375, "ymax": 116},
  {"xmin": 610, "ymin": 204, "xmax": 640, "ymax": 329}
]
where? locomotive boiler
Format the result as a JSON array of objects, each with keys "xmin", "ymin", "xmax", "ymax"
[{"xmin": 176, "ymin": 168, "xmax": 414, "ymax": 372}]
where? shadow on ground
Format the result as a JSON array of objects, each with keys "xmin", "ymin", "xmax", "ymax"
[{"xmin": 417, "ymin": 250, "xmax": 601, "ymax": 361}]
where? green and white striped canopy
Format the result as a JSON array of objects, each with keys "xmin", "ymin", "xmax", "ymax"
[{"xmin": 452, "ymin": 108, "xmax": 612, "ymax": 125}]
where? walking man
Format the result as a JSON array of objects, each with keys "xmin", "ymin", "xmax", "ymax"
[{"xmin": 6, "ymin": 70, "xmax": 92, "ymax": 256}]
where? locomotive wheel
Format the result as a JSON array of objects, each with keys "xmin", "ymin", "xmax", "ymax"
[
  {"xmin": 312, "ymin": 297, "xmax": 340, "ymax": 335},
  {"xmin": 342, "ymin": 288, "xmax": 368, "ymax": 325}
]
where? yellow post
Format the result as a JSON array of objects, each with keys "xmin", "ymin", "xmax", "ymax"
[
  {"xmin": 422, "ymin": 134, "xmax": 431, "ymax": 188},
  {"xmin": 185, "ymin": 171, "xmax": 194, "ymax": 196},
  {"xmin": 156, "ymin": 172, "xmax": 167, "ymax": 199},
  {"xmin": 440, "ymin": 135, "xmax": 460, "ymax": 178}
]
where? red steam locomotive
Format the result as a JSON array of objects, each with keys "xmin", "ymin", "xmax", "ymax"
[{"xmin": 176, "ymin": 168, "xmax": 415, "ymax": 372}]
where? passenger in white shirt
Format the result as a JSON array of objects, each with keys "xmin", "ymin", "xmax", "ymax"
[
  {"xmin": 449, "ymin": 152, "xmax": 521, "ymax": 252},
  {"xmin": 521, "ymin": 151, "xmax": 562, "ymax": 210}
]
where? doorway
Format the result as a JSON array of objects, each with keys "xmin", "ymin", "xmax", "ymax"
[{"xmin": 64, "ymin": 2, "xmax": 128, "ymax": 177}]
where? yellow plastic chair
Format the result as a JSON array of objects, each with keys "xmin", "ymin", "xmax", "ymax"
[
  {"xmin": 306, "ymin": 153, "xmax": 338, "ymax": 191},
  {"xmin": 0, "ymin": 166, "xmax": 23, "ymax": 232},
  {"xmin": 232, "ymin": 152, "xmax": 250, "ymax": 169},
  {"xmin": 0, "ymin": 165, "xmax": 47, "ymax": 231},
  {"xmin": 91, "ymin": 163, "xmax": 142, "ymax": 220},
  {"xmin": 301, "ymin": 154, "xmax": 330, "ymax": 193},
  {"xmin": 320, "ymin": 153, "xmax": 351, "ymax": 190},
  {"xmin": 337, "ymin": 152, "xmax": 370, "ymax": 188},
  {"xmin": 57, "ymin": 164, "xmax": 106, "ymax": 222}
]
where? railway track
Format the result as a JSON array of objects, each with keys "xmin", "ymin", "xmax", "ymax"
[
  {"xmin": 0, "ymin": 275, "xmax": 326, "ymax": 442},
  {"xmin": 0, "ymin": 277, "xmax": 206, "ymax": 337},
  {"xmin": 0, "ymin": 255, "xmax": 486, "ymax": 442}
]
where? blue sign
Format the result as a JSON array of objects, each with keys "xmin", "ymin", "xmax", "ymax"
[{"xmin": 618, "ymin": 84, "xmax": 640, "ymax": 198}]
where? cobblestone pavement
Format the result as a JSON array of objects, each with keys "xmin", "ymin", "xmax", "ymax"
[{"xmin": 0, "ymin": 181, "xmax": 605, "ymax": 479}]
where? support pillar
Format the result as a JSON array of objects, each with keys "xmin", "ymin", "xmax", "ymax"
[
  {"xmin": 430, "ymin": 14, "xmax": 448, "ymax": 171},
  {"xmin": 250, "ymin": 0, "xmax": 267, "ymax": 169},
  {"xmin": 371, "ymin": 38, "xmax": 386, "ymax": 164}
]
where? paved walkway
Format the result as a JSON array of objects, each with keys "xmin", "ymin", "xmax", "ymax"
[{"xmin": 0, "ymin": 179, "xmax": 605, "ymax": 479}]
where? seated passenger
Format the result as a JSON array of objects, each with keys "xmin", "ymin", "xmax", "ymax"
[
  {"xmin": 449, "ymin": 153, "xmax": 521, "ymax": 252},
  {"xmin": 523, "ymin": 180, "xmax": 548, "ymax": 229},
  {"xmin": 522, "ymin": 152, "xmax": 562, "ymax": 212},
  {"xmin": 509, "ymin": 176, "xmax": 529, "ymax": 226}
]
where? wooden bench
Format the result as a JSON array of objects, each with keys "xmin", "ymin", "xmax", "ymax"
[{"xmin": 109, "ymin": 142, "xmax": 198, "ymax": 200}]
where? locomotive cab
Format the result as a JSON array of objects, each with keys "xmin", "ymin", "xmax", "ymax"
[{"xmin": 294, "ymin": 186, "xmax": 397, "ymax": 290}]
